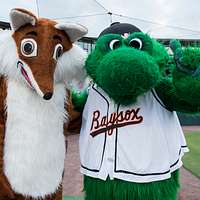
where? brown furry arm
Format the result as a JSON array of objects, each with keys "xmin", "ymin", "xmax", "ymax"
[
  {"xmin": 0, "ymin": 125, "xmax": 15, "ymax": 199},
  {"xmin": 64, "ymin": 90, "xmax": 82, "ymax": 136},
  {"xmin": 0, "ymin": 77, "xmax": 15, "ymax": 199}
]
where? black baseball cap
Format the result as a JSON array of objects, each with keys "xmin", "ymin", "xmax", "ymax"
[{"xmin": 98, "ymin": 22, "xmax": 142, "ymax": 38}]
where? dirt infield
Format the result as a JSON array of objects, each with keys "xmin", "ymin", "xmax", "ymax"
[
  {"xmin": 180, "ymin": 168, "xmax": 200, "ymax": 200},
  {"xmin": 63, "ymin": 131, "xmax": 200, "ymax": 199},
  {"xmin": 182, "ymin": 126, "xmax": 200, "ymax": 132},
  {"xmin": 63, "ymin": 134, "xmax": 83, "ymax": 196}
]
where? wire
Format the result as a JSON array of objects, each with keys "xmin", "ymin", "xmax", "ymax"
[
  {"xmin": 92, "ymin": 0, "xmax": 109, "ymax": 12},
  {"xmin": 52, "ymin": 12, "xmax": 200, "ymax": 34},
  {"xmin": 92, "ymin": 0, "xmax": 113, "ymax": 23},
  {"xmin": 35, "ymin": 0, "xmax": 200, "ymax": 35},
  {"xmin": 51, "ymin": 13, "xmax": 108, "ymax": 20},
  {"xmin": 163, "ymin": 32, "xmax": 200, "ymax": 39},
  {"xmin": 112, "ymin": 13, "xmax": 200, "ymax": 34}
]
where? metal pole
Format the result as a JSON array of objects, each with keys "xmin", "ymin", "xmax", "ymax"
[
  {"xmin": 108, "ymin": 12, "xmax": 112, "ymax": 24},
  {"xmin": 35, "ymin": 0, "xmax": 40, "ymax": 17}
]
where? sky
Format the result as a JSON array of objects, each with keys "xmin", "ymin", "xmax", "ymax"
[{"xmin": 0, "ymin": 0, "xmax": 200, "ymax": 39}]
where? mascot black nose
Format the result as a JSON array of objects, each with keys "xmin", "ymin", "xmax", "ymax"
[{"xmin": 43, "ymin": 92, "xmax": 53, "ymax": 100}]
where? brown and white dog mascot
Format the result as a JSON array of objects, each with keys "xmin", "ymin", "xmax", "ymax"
[{"xmin": 0, "ymin": 8, "xmax": 87, "ymax": 200}]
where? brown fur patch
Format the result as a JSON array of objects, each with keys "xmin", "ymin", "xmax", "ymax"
[
  {"xmin": 64, "ymin": 91, "xmax": 82, "ymax": 136},
  {"xmin": 12, "ymin": 18, "xmax": 72, "ymax": 94},
  {"xmin": 0, "ymin": 75, "xmax": 7, "ymax": 174},
  {"xmin": 0, "ymin": 76, "xmax": 15, "ymax": 199},
  {"xmin": 65, "ymin": 91, "xmax": 82, "ymax": 135}
]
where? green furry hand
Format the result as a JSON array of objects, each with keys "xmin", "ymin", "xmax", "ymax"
[
  {"xmin": 72, "ymin": 89, "xmax": 88, "ymax": 112},
  {"xmin": 171, "ymin": 40, "xmax": 200, "ymax": 104},
  {"xmin": 170, "ymin": 39, "xmax": 181, "ymax": 53},
  {"xmin": 170, "ymin": 39, "xmax": 200, "ymax": 77}
]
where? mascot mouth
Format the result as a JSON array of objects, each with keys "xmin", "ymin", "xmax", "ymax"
[
  {"xmin": 21, "ymin": 66, "xmax": 33, "ymax": 88},
  {"xmin": 16, "ymin": 60, "xmax": 48, "ymax": 99},
  {"xmin": 17, "ymin": 61, "xmax": 34, "ymax": 89}
]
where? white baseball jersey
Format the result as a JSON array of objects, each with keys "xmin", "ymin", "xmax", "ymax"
[{"xmin": 79, "ymin": 84, "xmax": 189, "ymax": 183}]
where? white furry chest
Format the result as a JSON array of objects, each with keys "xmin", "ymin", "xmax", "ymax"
[{"xmin": 4, "ymin": 80, "xmax": 67, "ymax": 198}]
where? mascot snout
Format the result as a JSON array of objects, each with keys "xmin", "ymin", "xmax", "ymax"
[{"xmin": 96, "ymin": 47, "xmax": 160, "ymax": 104}]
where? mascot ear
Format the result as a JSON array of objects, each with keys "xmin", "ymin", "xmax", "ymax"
[
  {"xmin": 55, "ymin": 23, "xmax": 88, "ymax": 42},
  {"xmin": 10, "ymin": 8, "xmax": 37, "ymax": 31}
]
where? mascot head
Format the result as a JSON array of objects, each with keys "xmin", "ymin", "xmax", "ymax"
[
  {"xmin": 85, "ymin": 22, "xmax": 169, "ymax": 105},
  {"xmin": 0, "ymin": 8, "xmax": 87, "ymax": 100}
]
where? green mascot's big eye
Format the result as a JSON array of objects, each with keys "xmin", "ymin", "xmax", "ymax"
[
  {"xmin": 109, "ymin": 39, "xmax": 121, "ymax": 50},
  {"xmin": 128, "ymin": 38, "xmax": 143, "ymax": 49}
]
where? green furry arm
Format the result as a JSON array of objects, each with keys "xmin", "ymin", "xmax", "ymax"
[
  {"xmin": 155, "ymin": 77, "xmax": 200, "ymax": 113},
  {"xmin": 155, "ymin": 40, "xmax": 200, "ymax": 113},
  {"xmin": 72, "ymin": 89, "xmax": 88, "ymax": 112}
]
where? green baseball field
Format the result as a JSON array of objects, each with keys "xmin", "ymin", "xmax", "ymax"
[
  {"xmin": 63, "ymin": 196, "xmax": 83, "ymax": 200},
  {"xmin": 183, "ymin": 132, "xmax": 200, "ymax": 178}
]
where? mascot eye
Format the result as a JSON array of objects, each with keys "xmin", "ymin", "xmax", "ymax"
[
  {"xmin": 53, "ymin": 44, "xmax": 64, "ymax": 60},
  {"xmin": 109, "ymin": 39, "xmax": 121, "ymax": 50},
  {"xmin": 21, "ymin": 38, "xmax": 37, "ymax": 57},
  {"xmin": 129, "ymin": 38, "xmax": 143, "ymax": 50}
]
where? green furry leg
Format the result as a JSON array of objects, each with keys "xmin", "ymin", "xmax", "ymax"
[{"xmin": 83, "ymin": 170, "xmax": 179, "ymax": 200}]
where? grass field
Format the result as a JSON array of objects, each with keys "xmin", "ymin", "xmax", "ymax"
[
  {"xmin": 63, "ymin": 197, "xmax": 83, "ymax": 200},
  {"xmin": 183, "ymin": 132, "xmax": 200, "ymax": 178}
]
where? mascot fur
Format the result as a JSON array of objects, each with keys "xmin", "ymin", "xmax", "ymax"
[
  {"xmin": 0, "ymin": 8, "xmax": 87, "ymax": 200},
  {"xmin": 73, "ymin": 22, "xmax": 200, "ymax": 200}
]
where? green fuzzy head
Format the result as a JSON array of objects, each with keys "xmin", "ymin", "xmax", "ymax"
[{"xmin": 85, "ymin": 32, "xmax": 169, "ymax": 105}]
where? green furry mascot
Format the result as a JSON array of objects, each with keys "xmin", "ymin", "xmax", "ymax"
[{"xmin": 74, "ymin": 22, "xmax": 200, "ymax": 200}]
